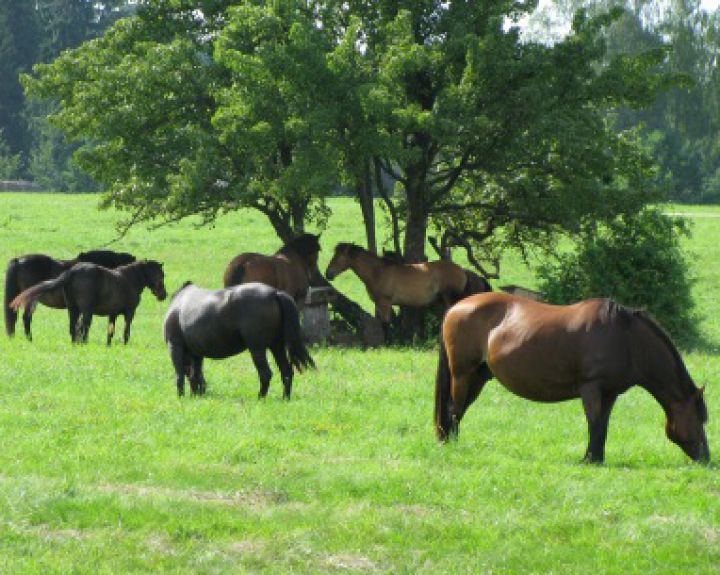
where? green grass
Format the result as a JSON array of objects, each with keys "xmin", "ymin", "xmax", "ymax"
[{"xmin": 0, "ymin": 193, "xmax": 718, "ymax": 574}]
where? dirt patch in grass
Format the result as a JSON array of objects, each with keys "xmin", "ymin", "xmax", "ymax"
[
  {"xmin": 96, "ymin": 482, "xmax": 296, "ymax": 510},
  {"xmin": 324, "ymin": 553, "xmax": 379, "ymax": 572}
]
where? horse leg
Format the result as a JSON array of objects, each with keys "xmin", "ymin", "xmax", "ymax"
[
  {"xmin": 123, "ymin": 310, "xmax": 135, "ymax": 344},
  {"xmin": 67, "ymin": 305, "xmax": 80, "ymax": 343},
  {"xmin": 169, "ymin": 343, "xmax": 187, "ymax": 397},
  {"xmin": 190, "ymin": 356, "xmax": 207, "ymax": 395},
  {"xmin": 580, "ymin": 384, "xmax": 619, "ymax": 463},
  {"xmin": 270, "ymin": 341, "xmax": 293, "ymax": 400},
  {"xmin": 249, "ymin": 347, "xmax": 273, "ymax": 399},
  {"xmin": 22, "ymin": 301, "xmax": 37, "ymax": 341},
  {"xmin": 450, "ymin": 364, "xmax": 492, "ymax": 436},
  {"xmin": 107, "ymin": 315, "xmax": 117, "ymax": 346},
  {"xmin": 78, "ymin": 309, "xmax": 93, "ymax": 343}
]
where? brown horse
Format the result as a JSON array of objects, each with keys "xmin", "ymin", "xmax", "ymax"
[
  {"xmin": 435, "ymin": 292, "xmax": 710, "ymax": 463},
  {"xmin": 4, "ymin": 250, "xmax": 136, "ymax": 340},
  {"xmin": 325, "ymin": 242, "xmax": 491, "ymax": 323},
  {"xmin": 223, "ymin": 233, "xmax": 322, "ymax": 304}
]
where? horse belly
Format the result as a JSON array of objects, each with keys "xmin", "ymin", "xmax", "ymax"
[
  {"xmin": 182, "ymin": 324, "xmax": 244, "ymax": 359},
  {"xmin": 487, "ymin": 334, "xmax": 581, "ymax": 402},
  {"xmin": 38, "ymin": 291, "xmax": 67, "ymax": 309}
]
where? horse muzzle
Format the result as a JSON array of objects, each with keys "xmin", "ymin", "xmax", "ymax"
[
  {"xmin": 696, "ymin": 439, "xmax": 710, "ymax": 464},
  {"xmin": 325, "ymin": 268, "xmax": 336, "ymax": 281}
]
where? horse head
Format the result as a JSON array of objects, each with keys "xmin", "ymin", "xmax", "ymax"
[
  {"xmin": 142, "ymin": 260, "xmax": 167, "ymax": 301},
  {"xmin": 280, "ymin": 233, "xmax": 322, "ymax": 273},
  {"xmin": 326, "ymin": 243, "xmax": 361, "ymax": 280},
  {"xmin": 665, "ymin": 386, "xmax": 710, "ymax": 463}
]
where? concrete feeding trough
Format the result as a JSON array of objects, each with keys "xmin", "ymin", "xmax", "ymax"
[
  {"xmin": 301, "ymin": 287, "xmax": 336, "ymax": 343},
  {"xmin": 500, "ymin": 284, "xmax": 544, "ymax": 301}
]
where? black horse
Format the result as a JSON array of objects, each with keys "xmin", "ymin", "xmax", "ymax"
[
  {"xmin": 164, "ymin": 282, "xmax": 315, "ymax": 398},
  {"xmin": 4, "ymin": 249, "xmax": 136, "ymax": 339},
  {"xmin": 10, "ymin": 260, "xmax": 166, "ymax": 344}
]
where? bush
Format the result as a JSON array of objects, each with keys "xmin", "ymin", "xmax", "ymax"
[{"xmin": 537, "ymin": 208, "xmax": 697, "ymax": 342}]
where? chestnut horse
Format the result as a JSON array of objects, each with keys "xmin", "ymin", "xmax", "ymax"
[
  {"xmin": 4, "ymin": 249, "xmax": 136, "ymax": 340},
  {"xmin": 435, "ymin": 292, "xmax": 710, "ymax": 463},
  {"xmin": 223, "ymin": 233, "xmax": 322, "ymax": 305},
  {"xmin": 11, "ymin": 260, "xmax": 167, "ymax": 344},
  {"xmin": 325, "ymin": 242, "xmax": 491, "ymax": 323}
]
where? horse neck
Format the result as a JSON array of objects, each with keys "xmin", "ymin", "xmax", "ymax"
[
  {"xmin": 349, "ymin": 250, "xmax": 385, "ymax": 285},
  {"xmin": 632, "ymin": 317, "xmax": 695, "ymax": 412},
  {"xmin": 118, "ymin": 263, "xmax": 149, "ymax": 294},
  {"xmin": 61, "ymin": 258, "xmax": 78, "ymax": 271}
]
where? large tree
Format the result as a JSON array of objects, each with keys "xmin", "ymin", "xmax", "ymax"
[{"xmin": 27, "ymin": 1, "xmax": 667, "ymax": 265}]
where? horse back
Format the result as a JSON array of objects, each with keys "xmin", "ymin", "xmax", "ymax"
[
  {"xmin": 171, "ymin": 284, "xmax": 283, "ymax": 358},
  {"xmin": 444, "ymin": 294, "xmax": 633, "ymax": 402}
]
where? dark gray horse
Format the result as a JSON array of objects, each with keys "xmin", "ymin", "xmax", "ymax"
[
  {"xmin": 164, "ymin": 282, "xmax": 314, "ymax": 399},
  {"xmin": 10, "ymin": 260, "xmax": 166, "ymax": 344},
  {"xmin": 4, "ymin": 249, "xmax": 136, "ymax": 339}
]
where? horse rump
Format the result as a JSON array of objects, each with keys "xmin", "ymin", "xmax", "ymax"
[
  {"xmin": 223, "ymin": 261, "xmax": 246, "ymax": 288},
  {"xmin": 275, "ymin": 291, "xmax": 315, "ymax": 372},
  {"xmin": 4, "ymin": 258, "xmax": 20, "ymax": 336},
  {"xmin": 10, "ymin": 272, "xmax": 69, "ymax": 312}
]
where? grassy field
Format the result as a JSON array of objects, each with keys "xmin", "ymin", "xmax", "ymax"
[{"xmin": 0, "ymin": 193, "xmax": 718, "ymax": 574}]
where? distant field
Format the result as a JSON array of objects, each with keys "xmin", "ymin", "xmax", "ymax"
[{"xmin": 0, "ymin": 193, "xmax": 718, "ymax": 574}]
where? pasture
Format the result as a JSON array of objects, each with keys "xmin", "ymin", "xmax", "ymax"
[{"xmin": 0, "ymin": 193, "xmax": 718, "ymax": 574}]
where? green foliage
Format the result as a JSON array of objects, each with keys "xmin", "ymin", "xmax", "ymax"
[
  {"xmin": 0, "ymin": 132, "xmax": 21, "ymax": 179},
  {"xmin": 24, "ymin": 1, "xmax": 673, "ymax": 267},
  {"xmin": 538, "ymin": 208, "xmax": 697, "ymax": 341}
]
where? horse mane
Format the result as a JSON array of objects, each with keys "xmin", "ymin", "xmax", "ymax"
[
  {"xmin": 381, "ymin": 250, "xmax": 405, "ymax": 265},
  {"xmin": 335, "ymin": 242, "xmax": 366, "ymax": 258},
  {"xmin": 277, "ymin": 234, "xmax": 321, "ymax": 260},
  {"xmin": 602, "ymin": 299, "xmax": 703, "ymax": 414}
]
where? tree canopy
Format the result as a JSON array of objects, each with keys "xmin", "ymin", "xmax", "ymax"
[{"xmin": 25, "ymin": 1, "xmax": 673, "ymax": 274}]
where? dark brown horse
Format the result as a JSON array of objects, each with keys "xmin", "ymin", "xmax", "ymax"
[
  {"xmin": 223, "ymin": 233, "xmax": 322, "ymax": 304},
  {"xmin": 10, "ymin": 260, "xmax": 166, "ymax": 344},
  {"xmin": 4, "ymin": 249, "xmax": 136, "ymax": 340},
  {"xmin": 164, "ymin": 282, "xmax": 314, "ymax": 398},
  {"xmin": 435, "ymin": 292, "xmax": 710, "ymax": 463},
  {"xmin": 325, "ymin": 242, "xmax": 491, "ymax": 324}
]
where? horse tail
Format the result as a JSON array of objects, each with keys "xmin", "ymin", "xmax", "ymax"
[
  {"xmin": 435, "ymin": 336, "xmax": 455, "ymax": 441},
  {"xmin": 275, "ymin": 291, "xmax": 315, "ymax": 372},
  {"xmin": 10, "ymin": 272, "xmax": 69, "ymax": 312},
  {"xmin": 4, "ymin": 258, "xmax": 20, "ymax": 336},
  {"xmin": 462, "ymin": 269, "xmax": 492, "ymax": 299}
]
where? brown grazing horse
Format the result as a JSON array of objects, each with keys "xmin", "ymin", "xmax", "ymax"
[
  {"xmin": 435, "ymin": 292, "xmax": 710, "ymax": 463},
  {"xmin": 4, "ymin": 250, "xmax": 136, "ymax": 340},
  {"xmin": 223, "ymin": 233, "xmax": 322, "ymax": 304},
  {"xmin": 325, "ymin": 242, "xmax": 491, "ymax": 323},
  {"xmin": 11, "ymin": 260, "xmax": 166, "ymax": 344}
]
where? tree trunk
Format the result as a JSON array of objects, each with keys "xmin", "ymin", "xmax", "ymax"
[
  {"xmin": 289, "ymin": 196, "xmax": 307, "ymax": 236},
  {"xmin": 358, "ymin": 158, "xmax": 377, "ymax": 253},
  {"xmin": 398, "ymin": 180, "xmax": 429, "ymax": 342}
]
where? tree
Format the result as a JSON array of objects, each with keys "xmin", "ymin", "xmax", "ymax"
[
  {"xmin": 0, "ymin": 0, "xmax": 40, "ymax": 165},
  {"xmin": 25, "ymin": 1, "xmax": 679, "ymax": 339},
  {"xmin": 26, "ymin": 1, "xmax": 340, "ymax": 236},
  {"xmin": 538, "ymin": 208, "xmax": 697, "ymax": 341}
]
